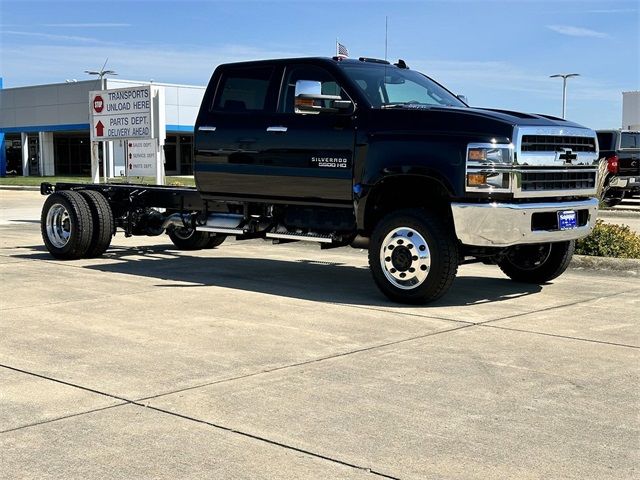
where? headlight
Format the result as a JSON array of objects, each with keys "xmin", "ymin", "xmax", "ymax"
[
  {"xmin": 467, "ymin": 145, "xmax": 513, "ymax": 165},
  {"xmin": 466, "ymin": 143, "xmax": 515, "ymax": 193}
]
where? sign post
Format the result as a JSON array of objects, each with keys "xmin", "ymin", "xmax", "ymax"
[{"xmin": 89, "ymin": 85, "xmax": 164, "ymax": 184}]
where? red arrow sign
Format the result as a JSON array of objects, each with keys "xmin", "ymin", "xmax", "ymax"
[{"xmin": 95, "ymin": 120, "xmax": 104, "ymax": 137}]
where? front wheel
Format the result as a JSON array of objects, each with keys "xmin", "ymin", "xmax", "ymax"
[
  {"xmin": 368, "ymin": 209, "xmax": 459, "ymax": 304},
  {"xmin": 498, "ymin": 241, "xmax": 574, "ymax": 284}
]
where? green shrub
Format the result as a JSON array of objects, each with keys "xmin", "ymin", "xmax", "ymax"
[{"xmin": 575, "ymin": 220, "xmax": 640, "ymax": 258}]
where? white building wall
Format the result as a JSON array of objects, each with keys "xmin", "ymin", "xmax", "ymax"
[
  {"xmin": 39, "ymin": 132, "xmax": 55, "ymax": 176},
  {"xmin": 1, "ymin": 78, "xmax": 205, "ymax": 177},
  {"xmin": 106, "ymin": 79, "xmax": 204, "ymax": 129},
  {"xmin": 622, "ymin": 91, "xmax": 640, "ymax": 130},
  {"xmin": 0, "ymin": 80, "xmax": 101, "ymax": 130},
  {"xmin": 0, "ymin": 79, "xmax": 205, "ymax": 132}
]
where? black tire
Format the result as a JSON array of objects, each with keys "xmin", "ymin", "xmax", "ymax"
[
  {"xmin": 498, "ymin": 241, "xmax": 575, "ymax": 284},
  {"xmin": 168, "ymin": 227, "xmax": 218, "ymax": 250},
  {"xmin": 79, "ymin": 190, "xmax": 115, "ymax": 258},
  {"xmin": 368, "ymin": 209, "xmax": 459, "ymax": 304},
  {"xmin": 603, "ymin": 189, "xmax": 624, "ymax": 207},
  {"xmin": 204, "ymin": 234, "xmax": 226, "ymax": 249},
  {"xmin": 41, "ymin": 191, "xmax": 94, "ymax": 259}
]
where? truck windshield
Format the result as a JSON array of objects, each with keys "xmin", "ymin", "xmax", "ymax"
[{"xmin": 340, "ymin": 64, "xmax": 466, "ymax": 109}]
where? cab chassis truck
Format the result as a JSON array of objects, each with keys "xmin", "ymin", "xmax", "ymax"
[{"xmin": 40, "ymin": 57, "xmax": 600, "ymax": 304}]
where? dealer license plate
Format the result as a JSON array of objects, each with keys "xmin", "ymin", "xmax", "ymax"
[{"xmin": 558, "ymin": 210, "xmax": 577, "ymax": 230}]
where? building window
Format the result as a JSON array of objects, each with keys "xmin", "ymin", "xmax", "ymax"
[
  {"xmin": 54, "ymin": 135, "xmax": 91, "ymax": 175},
  {"xmin": 179, "ymin": 135, "xmax": 193, "ymax": 175}
]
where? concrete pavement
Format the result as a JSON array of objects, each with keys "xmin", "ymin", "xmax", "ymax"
[{"xmin": 1, "ymin": 189, "xmax": 638, "ymax": 479}]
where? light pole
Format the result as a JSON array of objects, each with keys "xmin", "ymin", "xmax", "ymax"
[
  {"xmin": 549, "ymin": 73, "xmax": 580, "ymax": 119},
  {"xmin": 85, "ymin": 59, "xmax": 117, "ymax": 183},
  {"xmin": 85, "ymin": 57, "xmax": 117, "ymax": 88}
]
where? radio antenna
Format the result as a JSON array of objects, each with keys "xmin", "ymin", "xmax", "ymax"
[{"xmin": 384, "ymin": 16, "xmax": 388, "ymax": 61}]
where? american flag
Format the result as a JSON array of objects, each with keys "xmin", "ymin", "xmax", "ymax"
[{"xmin": 337, "ymin": 42, "xmax": 348, "ymax": 58}]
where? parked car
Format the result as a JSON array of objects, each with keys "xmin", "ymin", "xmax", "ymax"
[{"xmin": 596, "ymin": 130, "xmax": 640, "ymax": 206}]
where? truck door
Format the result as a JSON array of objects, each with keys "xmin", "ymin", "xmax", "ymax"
[
  {"xmin": 194, "ymin": 65, "xmax": 279, "ymax": 198},
  {"xmin": 260, "ymin": 64, "xmax": 356, "ymax": 203}
]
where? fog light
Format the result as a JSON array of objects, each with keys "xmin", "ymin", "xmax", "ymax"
[{"xmin": 467, "ymin": 173, "xmax": 487, "ymax": 186}]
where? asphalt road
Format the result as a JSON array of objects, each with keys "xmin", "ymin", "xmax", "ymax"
[{"xmin": 1, "ymin": 190, "xmax": 638, "ymax": 479}]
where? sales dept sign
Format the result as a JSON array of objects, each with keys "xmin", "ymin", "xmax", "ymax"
[
  {"xmin": 89, "ymin": 86, "xmax": 152, "ymax": 140},
  {"xmin": 126, "ymin": 139, "xmax": 157, "ymax": 177}
]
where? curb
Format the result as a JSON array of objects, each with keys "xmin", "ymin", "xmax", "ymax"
[
  {"xmin": 0, "ymin": 185, "xmax": 41, "ymax": 191},
  {"xmin": 570, "ymin": 255, "xmax": 639, "ymax": 276},
  {"xmin": 598, "ymin": 209, "xmax": 640, "ymax": 218}
]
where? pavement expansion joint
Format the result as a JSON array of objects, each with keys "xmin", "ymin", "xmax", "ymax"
[
  {"xmin": 0, "ymin": 403, "xmax": 130, "ymax": 434},
  {"xmin": 482, "ymin": 324, "xmax": 639, "ymax": 349},
  {"xmin": 334, "ymin": 302, "xmax": 473, "ymax": 325},
  {"xmin": 0, "ymin": 364, "xmax": 131, "ymax": 403},
  {"xmin": 134, "ymin": 403, "xmax": 401, "ymax": 480},
  {"xmin": 474, "ymin": 288, "xmax": 640, "ymax": 327},
  {"xmin": 0, "ymin": 285, "xmax": 162, "ymax": 312},
  {"xmin": 135, "ymin": 324, "xmax": 473, "ymax": 403}
]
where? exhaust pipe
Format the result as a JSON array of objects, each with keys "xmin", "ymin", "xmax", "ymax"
[{"xmin": 161, "ymin": 213, "xmax": 193, "ymax": 232}]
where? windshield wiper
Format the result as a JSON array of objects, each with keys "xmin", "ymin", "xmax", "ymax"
[{"xmin": 381, "ymin": 102, "xmax": 431, "ymax": 109}]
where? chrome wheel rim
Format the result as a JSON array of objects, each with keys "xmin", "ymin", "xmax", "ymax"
[
  {"xmin": 46, "ymin": 203, "xmax": 71, "ymax": 248},
  {"xmin": 380, "ymin": 227, "xmax": 431, "ymax": 290},
  {"xmin": 172, "ymin": 227, "xmax": 195, "ymax": 240},
  {"xmin": 506, "ymin": 244, "xmax": 552, "ymax": 270}
]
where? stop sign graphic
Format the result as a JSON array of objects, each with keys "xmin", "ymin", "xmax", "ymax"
[{"xmin": 93, "ymin": 95, "xmax": 104, "ymax": 113}]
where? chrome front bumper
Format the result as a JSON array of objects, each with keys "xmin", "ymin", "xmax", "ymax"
[{"xmin": 451, "ymin": 198, "xmax": 599, "ymax": 247}]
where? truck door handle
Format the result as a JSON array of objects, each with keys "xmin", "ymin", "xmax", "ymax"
[
  {"xmin": 198, "ymin": 126, "xmax": 216, "ymax": 132},
  {"xmin": 266, "ymin": 126, "xmax": 288, "ymax": 133}
]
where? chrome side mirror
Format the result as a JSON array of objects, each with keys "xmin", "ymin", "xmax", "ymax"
[
  {"xmin": 295, "ymin": 80, "xmax": 322, "ymax": 98},
  {"xmin": 457, "ymin": 94, "xmax": 469, "ymax": 105},
  {"xmin": 294, "ymin": 79, "xmax": 352, "ymax": 114}
]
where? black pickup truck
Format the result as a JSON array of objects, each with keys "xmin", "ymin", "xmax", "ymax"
[
  {"xmin": 40, "ymin": 56, "xmax": 600, "ymax": 304},
  {"xmin": 596, "ymin": 130, "xmax": 640, "ymax": 206}
]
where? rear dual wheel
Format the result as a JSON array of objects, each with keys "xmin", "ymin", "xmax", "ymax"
[{"xmin": 41, "ymin": 190, "xmax": 114, "ymax": 259}]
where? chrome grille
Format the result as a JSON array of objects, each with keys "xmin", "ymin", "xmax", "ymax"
[
  {"xmin": 521, "ymin": 135, "xmax": 596, "ymax": 152},
  {"xmin": 521, "ymin": 170, "xmax": 596, "ymax": 192}
]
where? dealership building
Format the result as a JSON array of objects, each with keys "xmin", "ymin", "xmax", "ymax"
[{"xmin": 0, "ymin": 77, "xmax": 205, "ymax": 177}]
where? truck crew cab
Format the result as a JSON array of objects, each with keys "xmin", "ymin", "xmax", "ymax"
[{"xmin": 41, "ymin": 57, "xmax": 600, "ymax": 304}]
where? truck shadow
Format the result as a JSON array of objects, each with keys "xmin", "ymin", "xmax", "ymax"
[{"xmin": 14, "ymin": 244, "xmax": 542, "ymax": 307}]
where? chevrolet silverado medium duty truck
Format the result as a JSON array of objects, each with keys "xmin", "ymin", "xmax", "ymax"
[{"xmin": 40, "ymin": 57, "xmax": 600, "ymax": 304}]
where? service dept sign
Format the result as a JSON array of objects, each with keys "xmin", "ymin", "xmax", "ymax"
[{"xmin": 89, "ymin": 86, "xmax": 152, "ymax": 141}]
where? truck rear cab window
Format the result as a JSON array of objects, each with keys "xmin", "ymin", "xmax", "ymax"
[
  {"xmin": 620, "ymin": 132, "xmax": 640, "ymax": 149},
  {"xmin": 212, "ymin": 66, "xmax": 274, "ymax": 112}
]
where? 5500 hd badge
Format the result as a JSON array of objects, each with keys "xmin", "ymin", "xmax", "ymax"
[{"xmin": 311, "ymin": 156, "xmax": 350, "ymax": 168}]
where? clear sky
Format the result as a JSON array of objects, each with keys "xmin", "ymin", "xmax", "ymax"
[{"xmin": 1, "ymin": 0, "xmax": 638, "ymax": 129}]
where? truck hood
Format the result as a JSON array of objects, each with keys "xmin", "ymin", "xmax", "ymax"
[{"xmin": 366, "ymin": 105, "xmax": 593, "ymax": 142}]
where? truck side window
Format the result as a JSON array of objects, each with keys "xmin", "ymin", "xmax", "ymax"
[
  {"xmin": 212, "ymin": 66, "xmax": 274, "ymax": 112},
  {"xmin": 279, "ymin": 65, "xmax": 346, "ymax": 113}
]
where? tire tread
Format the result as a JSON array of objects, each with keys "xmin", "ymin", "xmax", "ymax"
[
  {"xmin": 79, "ymin": 190, "xmax": 115, "ymax": 258},
  {"xmin": 41, "ymin": 191, "xmax": 93, "ymax": 259},
  {"xmin": 368, "ymin": 208, "xmax": 458, "ymax": 304}
]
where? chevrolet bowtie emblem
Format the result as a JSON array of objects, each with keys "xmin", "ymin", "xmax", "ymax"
[{"xmin": 557, "ymin": 148, "xmax": 577, "ymax": 164}]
